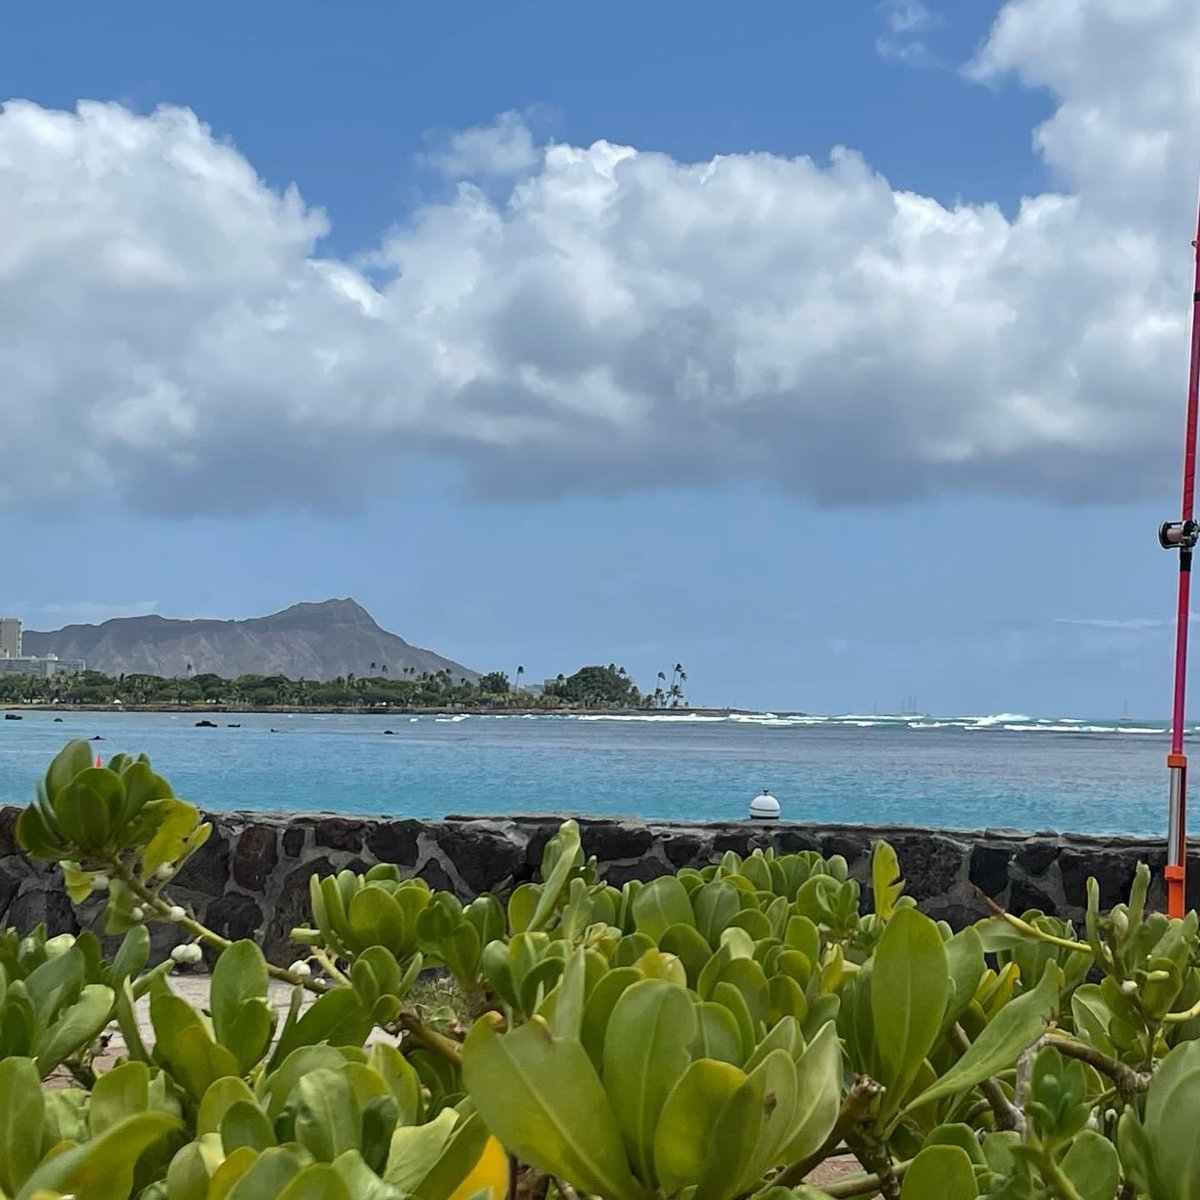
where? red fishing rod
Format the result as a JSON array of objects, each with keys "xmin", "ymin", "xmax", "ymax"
[{"xmin": 1157, "ymin": 197, "xmax": 1200, "ymax": 919}]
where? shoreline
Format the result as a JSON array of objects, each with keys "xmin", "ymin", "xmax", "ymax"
[{"xmin": 1, "ymin": 703, "xmax": 782, "ymax": 718}]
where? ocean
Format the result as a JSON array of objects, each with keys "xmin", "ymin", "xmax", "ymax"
[{"xmin": 0, "ymin": 709, "xmax": 1181, "ymax": 837}]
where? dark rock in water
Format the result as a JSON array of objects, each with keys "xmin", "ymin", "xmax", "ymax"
[
  {"xmin": 227, "ymin": 723, "xmax": 241, "ymax": 728},
  {"xmin": 3, "ymin": 713, "xmax": 21, "ymax": 721},
  {"xmin": 90, "ymin": 735, "xmax": 103, "ymax": 741},
  {"xmin": 195, "ymin": 719, "xmax": 218, "ymax": 728},
  {"xmin": 53, "ymin": 717, "xmax": 64, "ymax": 722},
  {"xmin": 383, "ymin": 729, "xmax": 395, "ymax": 735}
]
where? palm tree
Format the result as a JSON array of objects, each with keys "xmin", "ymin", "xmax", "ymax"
[{"xmin": 516, "ymin": 665, "xmax": 525, "ymax": 692}]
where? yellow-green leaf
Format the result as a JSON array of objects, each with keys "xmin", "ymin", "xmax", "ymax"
[
  {"xmin": 463, "ymin": 1014, "xmax": 644, "ymax": 1200},
  {"xmin": 602, "ymin": 980, "xmax": 697, "ymax": 1185},
  {"xmin": 871, "ymin": 908, "xmax": 948, "ymax": 1101}
]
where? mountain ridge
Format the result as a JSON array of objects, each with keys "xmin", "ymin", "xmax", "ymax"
[{"xmin": 22, "ymin": 599, "xmax": 477, "ymax": 682}]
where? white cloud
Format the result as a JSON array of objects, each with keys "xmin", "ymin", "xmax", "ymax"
[
  {"xmin": 886, "ymin": 0, "xmax": 935, "ymax": 35},
  {"xmin": 876, "ymin": 1, "xmax": 939, "ymax": 63},
  {"xmin": 1055, "ymin": 617, "xmax": 1170, "ymax": 630},
  {"xmin": 2, "ymin": 0, "xmax": 1200, "ymax": 516},
  {"xmin": 426, "ymin": 110, "xmax": 540, "ymax": 178}
]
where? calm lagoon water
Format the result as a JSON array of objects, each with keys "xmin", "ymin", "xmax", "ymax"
[
  {"xmin": 0, "ymin": 700, "xmax": 1180, "ymax": 835},
  {"xmin": 0, "ymin": 709, "xmax": 1182, "ymax": 837}
]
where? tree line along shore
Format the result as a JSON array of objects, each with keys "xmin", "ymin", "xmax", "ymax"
[{"xmin": 0, "ymin": 662, "xmax": 695, "ymax": 712}]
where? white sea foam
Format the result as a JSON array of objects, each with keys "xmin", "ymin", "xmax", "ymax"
[
  {"xmin": 577, "ymin": 713, "xmax": 725, "ymax": 723},
  {"xmin": 970, "ymin": 713, "xmax": 1032, "ymax": 727}
]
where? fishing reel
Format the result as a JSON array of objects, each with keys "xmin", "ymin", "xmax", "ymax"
[{"xmin": 1159, "ymin": 520, "xmax": 1200, "ymax": 550}]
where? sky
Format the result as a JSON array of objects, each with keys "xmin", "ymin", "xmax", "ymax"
[{"xmin": 2, "ymin": 0, "xmax": 1200, "ymax": 716}]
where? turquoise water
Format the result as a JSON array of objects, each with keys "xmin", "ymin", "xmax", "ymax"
[{"xmin": 0, "ymin": 709, "xmax": 1179, "ymax": 836}]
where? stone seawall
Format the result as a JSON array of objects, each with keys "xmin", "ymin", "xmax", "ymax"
[{"xmin": 0, "ymin": 807, "xmax": 1192, "ymax": 961}]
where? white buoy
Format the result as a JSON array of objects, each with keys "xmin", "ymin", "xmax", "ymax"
[{"xmin": 748, "ymin": 789, "xmax": 780, "ymax": 820}]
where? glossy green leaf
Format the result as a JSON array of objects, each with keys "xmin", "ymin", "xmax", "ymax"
[
  {"xmin": 632, "ymin": 877, "xmax": 696, "ymax": 943},
  {"xmin": 1141, "ymin": 1038, "xmax": 1200, "ymax": 1200},
  {"xmin": 653, "ymin": 1059, "xmax": 744, "ymax": 1194},
  {"xmin": 277, "ymin": 1163, "xmax": 354, "ymax": 1200},
  {"xmin": 222, "ymin": 1099, "xmax": 278, "ymax": 1153},
  {"xmin": 383, "ymin": 1108, "xmax": 459, "ymax": 1191},
  {"xmin": 333, "ymin": 1148, "xmax": 405, "ymax": 1200},
  {"xmin": 660, "ymin": 923, "xmax": 714, "ymax": 988},
  {"xmin": 211, "ymin": 940, "xmax": 272, "ymax": 1071},
  {"xmin": 691, "ymin": 1001, "xmax": 744, "ymax": 1066},
  {"xmin": 1060, "ymin": 1129, "xmax": 1120, "ymax": 1200},
  {"xmin": 44, "ymin": 739, "xmax": 94, "ymax": 803},
  {"xmin": 602, "ymin": 979, "xmax": 697, "ymax": 1184},
  {"xmin": 33, "ymin": 982, "xmax": 115, "ymax": 1075},
  {"xmin": 269, "ymin": 987, "xmax": 372, "ymax": 1071},
  {"xmin": 940, "ymin": 927, "xmax": 985, "ymax": 1036},
  {"xmin": 780, "ymin": 1021, "xmax": 843, "ymax": 1162},
  {"xmin": 368, "ymin": 1043, "xmax": 424, "ymax": 1126},
  {"xmin": 151, "ymin": 993, "xmax": 240, "ymax": 1101},
  {"xmin": 463, "ymin": 1013, "xmax": 645, "ymax": 1200},
  {"xmin": 694, "ymin": 1048, "xmax": 798, "ymax": 1200},
  {"xmin": 89, "ymin": 1059, "xmax": 150, "ymax": 1136},
  {"xmin": 899, "ymin": 1145, "xmax": 979, "ymax": 1200},
  {"xmin": 872, "ymin": 908, "xmax": 949, "ymax": 1099},
  {"xmin": 527, "ymin": 820, "xmax": 582, "ymax": 932},
  {"xmin": 872, "ymin": 840, "xmax": 904, "ymax": 920},
  {"xmin": 905, "ymin": 961, "xmax": 1058, "ymax": 1113},
  {"xmin": 199, "ymin": 1076, "xmax": 259, "ymax": 1136},
  {"xmin": 408, "ymin": 1110, "xmax": 493, "ymax": 1200},
  {"xmin": 15, "ymin": 1110, "xmax": 181, "ymax": 1200},
  {"xmin": 0, "ymin": 1058, "xmax": 43, "ymax": 1195},
  {"xmin": 224, "ymin": 1147, "xmax": 306, "ymax": 1200},
  {"xmin": 294, "ymin": 1067, "xmax": 362, "ymax": 1162}
]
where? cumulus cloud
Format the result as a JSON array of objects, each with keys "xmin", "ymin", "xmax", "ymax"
[
  {"xmin": 425, "ymin": 110, "xmax": 541, "ymax": 178},
  {"xmin": 2, "ymin": 0, "xmax": 1200, "ymax": 516}
]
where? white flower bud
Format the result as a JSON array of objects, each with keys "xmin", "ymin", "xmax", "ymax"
[
  {"xmin": 130, "ymin": 906, "xmax": 145, "ymax": 922},
  {"xmin": 184, "ymin": 945, "xmax": 203, "ymax": 964},
  {"xmin": 155, "ymin": 863, "xmax": 175, "ymax": 879},
  {"xmin": 167, "ymin": 906, "xmax": 186, "ymax": 923},
  {"xmin": 90, "ymin": 874, "xmax": 110, "ymax": 893},
  {"xmin": 289, "ymin": 960, "xmax": 313, "ymax": 979},
  {"xmin": 170, "ymin": 945, "xmax": 189, "ymax": 963},
  {"xmin": 1120, "ymin": 979, "xmax": 1138, "ymax": 996}
]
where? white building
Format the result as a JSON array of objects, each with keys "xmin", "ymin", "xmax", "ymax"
[
  {"xmin": 0, "ymin": 655, "xmax": 86, "ymax": 679},
  {"xmin": 0, "ymin": 618, "xmax": 85, "ymax": 677}
]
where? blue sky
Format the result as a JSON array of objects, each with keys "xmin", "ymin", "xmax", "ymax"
[{"xmin": 2, "ymin": 0, "xmax": 1198, "ymax": 715}]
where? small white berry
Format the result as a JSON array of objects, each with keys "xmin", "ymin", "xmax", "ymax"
[
  {"xmin": 130, "ymin": 906, "xmax": 145, "ymax": 922},
  {"xmin": 1120, "ymin": 980, "xmax": 1138, "ymax": 996},
  {"xmin": 170, "ymin": 945, "xmax": 188, "ymax": 963},
  {"xmin": 289, "ymin": 960, "xmax": 313, "ymax": 978},
  {"xmin": 90, "ymin": 874, "xmax": 110, "ymax": 893},
  {"xmin": 167, "ymin": 906, "xmax": 186, "ymax": 923},
  {"xmin": 184, "ymin": 945, "xmax": 203, "ymax": 964},
  {"xmin": 155, "ymin": 863, "xmax": 175, "ymax": 879}
]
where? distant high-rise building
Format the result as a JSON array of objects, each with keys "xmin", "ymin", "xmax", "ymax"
[{"xmin": 0, "ymin": 618, "xmax": 20, "ymax": 660}]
